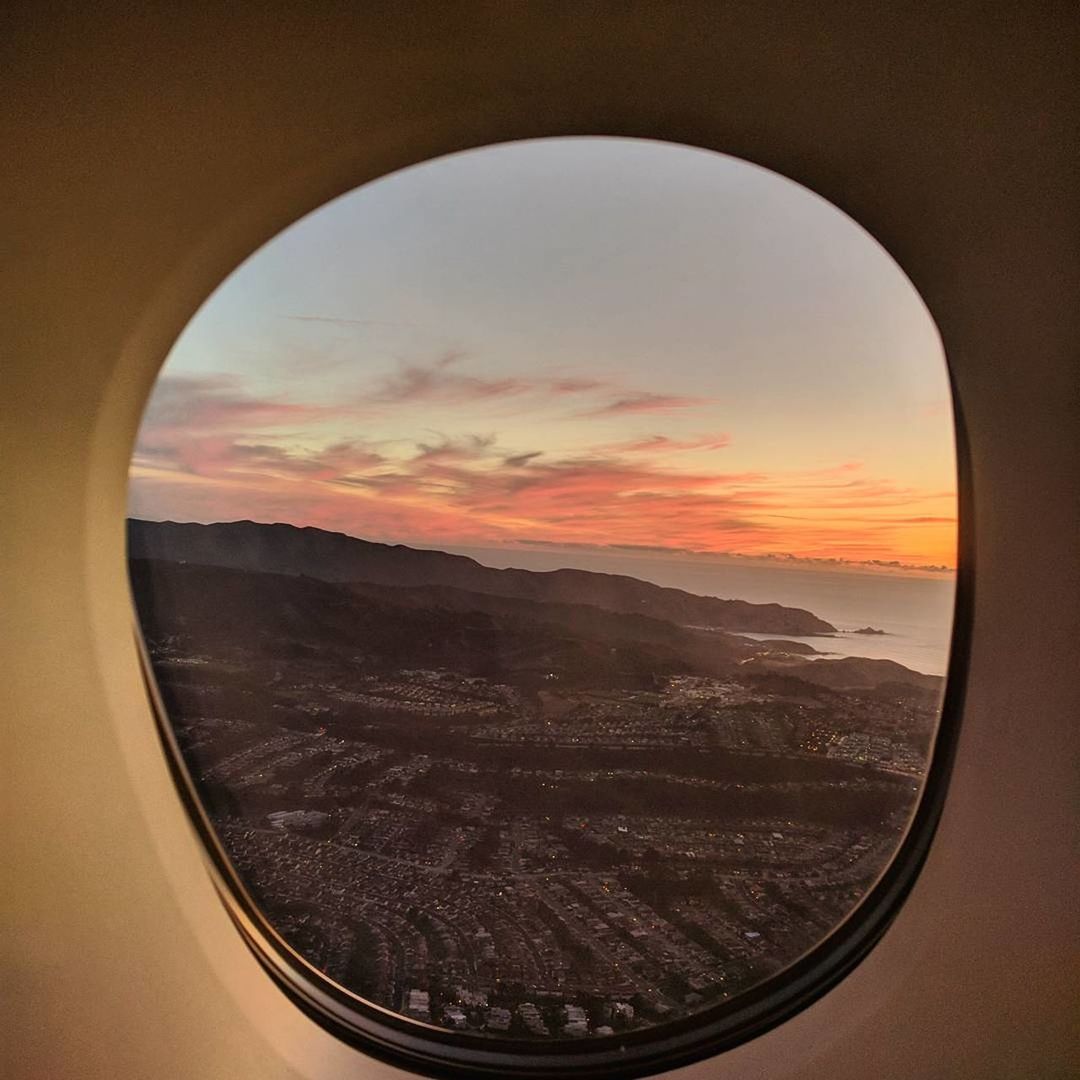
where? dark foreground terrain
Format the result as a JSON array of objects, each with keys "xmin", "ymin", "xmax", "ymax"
[{"xmin": 130, "ymin": 520, "xmax": 940, "ymax": 1040}]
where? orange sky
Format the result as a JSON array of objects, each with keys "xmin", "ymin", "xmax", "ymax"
[
  {"xmin": 130, "ymin": 359, "xmax": 957, "ymax": 572},
  {"xmin": 129, "ymin": 139, "xmax": 957, "ymax": 575}
]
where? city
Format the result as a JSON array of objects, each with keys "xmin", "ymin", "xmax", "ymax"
[{"xmin": 132, "ymin": 531, "xmax": 941, "ymax": 1042}]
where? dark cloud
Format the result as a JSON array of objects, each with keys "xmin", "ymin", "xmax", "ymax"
[
  {"xmin": 503, "ymin": 451, "xmax": 544, "ymax": 467},
  {"xmin": 413, "ymin": 433, "xmax": 497, "ymax": 463}
]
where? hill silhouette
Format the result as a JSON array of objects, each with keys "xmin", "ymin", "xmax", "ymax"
[{"xmin": 128, "ymin": 518, "xmax": 836, "ymax": 636}]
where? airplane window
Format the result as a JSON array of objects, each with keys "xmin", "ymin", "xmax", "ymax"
[{"xmin": 128, "ymin": 137, "xmax": 960, "ymax": 1075}]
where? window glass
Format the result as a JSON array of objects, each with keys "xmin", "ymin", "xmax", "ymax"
[{"xmin": 129, "ymin": 138, "xmax": 956, "ymax": 1048}]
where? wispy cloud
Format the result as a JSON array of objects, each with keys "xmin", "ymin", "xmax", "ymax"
[
  {"xmin": 139, "ymin": 375, "xmax": 331, "ymax": 434},
  {"xmin": 355, "ymin": 354, "xmax": 617, "ymax": 410},
  {"xmin": 549, "ymin": 377, "xmax": 608, "ymax": 395},
  {"xmin": 134, "ymin": 375, "xmax": 378, "ymax": 479},
  {"xmin": 602, "ymin": 433, "xmax": 732, "ymax": 454},
  {"xmin": 578, "ymin": 392, "xmax": 713, "ymax": 417},
  {"xmin": 413, "ymin": 433, "xmax": 497, "ymax": 463},
  {"xmin": 503, "ymin": 450, "xmax": 544, "ymax": 467},
  {"xmin": 366, "ymin": 353, "xmax": 530, "ymax": 405},
  {"xmin": 132, "ymin": 369, "xmax": 957, "ymax": 569}
]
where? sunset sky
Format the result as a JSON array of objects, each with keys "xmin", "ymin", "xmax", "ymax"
[{"xmin": 130, "ymin": 138, "xmax": 957, "ymax": 574}]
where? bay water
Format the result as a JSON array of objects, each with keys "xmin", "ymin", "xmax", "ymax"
[{"xmin": 451, "ymin": 546, "xmax": 956, "ymax": 676}]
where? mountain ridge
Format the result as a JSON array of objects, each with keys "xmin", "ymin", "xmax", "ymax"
[
  {"xmin": 129, "ymin": 556, "xmax": 939, "ymax": 706},
  {"xmin": 127, "ymin": 518, "xmax": 837, "ymax": 636},
  {"xmin": 127, "ymin": 558, "xmax": 740, "ymax": 690}
]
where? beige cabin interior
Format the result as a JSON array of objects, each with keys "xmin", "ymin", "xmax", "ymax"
[{"xmin": 3, "ymin": 5, "xmax": 1077, "ymax": 1079}]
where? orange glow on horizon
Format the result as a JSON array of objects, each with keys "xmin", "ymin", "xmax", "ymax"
[
  {"xmin": 128, "ymin": 139, "xmax": 959, "ymax": 578},
  {"xmin": 129, "ymin": 437, "xmax": 957, "ymax": 574}
]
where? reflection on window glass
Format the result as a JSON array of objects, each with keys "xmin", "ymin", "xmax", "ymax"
[{"xmin": 129, "ymin": 138, "xmax": 956, "ymax": 1043}]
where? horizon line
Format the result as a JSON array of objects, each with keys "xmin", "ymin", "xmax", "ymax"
[{"xmin": 127, "ymin": 515, "xmax": 957, "ymax": 578}]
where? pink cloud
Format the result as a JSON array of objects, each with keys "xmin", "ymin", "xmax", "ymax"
[
  {"xmin": 135, "ymin": 375, "xmax": 382, "ymax": 480},
  {"xmin": 548, "ymin": 377, "xmax": 609, "ymax": 394},
  {"xmin": 155, "ymin": 438, "xmax": 386, "ymax": 481},
  {"xmin": 140, "ymin": 375, "xmax": 332, "ymax": 434},
  {"xmin": 133, "ymin": 371, "xmax": 956, "ymax": 568},
  {"xmin": 352, "ymin": 355, "xmax": 623, "ymax": 411},
  {"xmin": 577, "ymin": 392, "xmax": 713, "ymax": 418},
  {"xmin": 367, "ymin": 353, "xmax": 530, "ymax": 405},
  {"xmin": 601, "ymin": 433, "xmax": 732, "ymax": 454}
]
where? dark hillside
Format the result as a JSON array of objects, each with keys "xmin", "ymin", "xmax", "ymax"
[
  {"xmin": 128, "ymin": 518, "xmax": 836, "ymax": 635},
  {"xmin": 740, "ymin": 653, "xmax": 942, "ymax": 693},
  {"xmin": 128, "ymin": 559, "xmax": 743, "ymax": 690}
]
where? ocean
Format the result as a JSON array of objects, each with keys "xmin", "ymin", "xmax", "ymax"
[{"xmin": 449, "ymin": 546, "xmax": 957, "ymax": 677}]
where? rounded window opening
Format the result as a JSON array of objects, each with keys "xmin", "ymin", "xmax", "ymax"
[{"xmin": 128, "ymin": 138, "xmax": 958, "ymax": 1073}]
